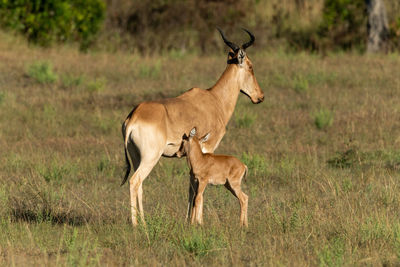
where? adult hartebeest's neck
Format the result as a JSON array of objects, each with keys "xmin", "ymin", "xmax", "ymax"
[{"xmin": 209, "ymin": 64, "xmax": 240, "ymax": 125}]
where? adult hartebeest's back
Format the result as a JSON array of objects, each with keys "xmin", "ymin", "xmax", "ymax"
[{"xmin": 122, "ymin": 28, "xmax": 264, "ymax": 226}]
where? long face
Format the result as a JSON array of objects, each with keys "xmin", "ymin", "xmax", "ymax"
[
  {"xmin": 237, "ymin": 50, "xmax": 264, "ymax": 104},
  {"xmin": 219, "ymin": 28, "xmax": 264, "ymax": 105}
]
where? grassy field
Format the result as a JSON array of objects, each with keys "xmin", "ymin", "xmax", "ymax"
[{"xmin": 1, "ymin": 31, "xmax": 400, "ymax": 266}]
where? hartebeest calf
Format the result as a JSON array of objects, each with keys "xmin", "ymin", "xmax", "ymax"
[
  {"xmin": 177, "ymin": 128, "xmax": 249, "ymax": 227},
  {"xmin": 122, "ymin": 28, "xmax": 263, "ymax": 227}
]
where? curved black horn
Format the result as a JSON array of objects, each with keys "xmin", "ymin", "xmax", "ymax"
[
  {"xmin": 217, "ymin": 27, "xmax": 240, "ymax": 52},
  {"xmin": 241, "ymin": 28, "xmax": 255, "ymax": 50}
]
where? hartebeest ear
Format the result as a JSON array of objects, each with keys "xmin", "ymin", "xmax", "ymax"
[
  {"xmin": 190, "ymin": 127, "xmax": 196, "ymax": 137},
  {"xmin": 200, "ymin": 133, "xmax": 210, "ymax": 143}
]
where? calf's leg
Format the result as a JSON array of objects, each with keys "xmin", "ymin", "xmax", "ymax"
[
  {"xmin": 225, "ymin": 178, "xmax": 249, "ymax": 227},
  {"xmin": 192, "ymin": 180, "xmax": 207, "ymax": 225},
  {"xmin": 186, "ymin": 172, "xmax": 198, "ymax": 222}
]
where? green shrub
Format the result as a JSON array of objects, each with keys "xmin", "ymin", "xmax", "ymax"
[
  {"xmin": 314, "ymin": 108, "xmax": 334, "ymax": 130},
  {"xmin": 178, "ymin": 228, "xmax": 226, "ymax": 258},
  {"xmin": 0, "ymin": 0, "xmax": 105, "ymax": 50},
  {"xmin": 27, "ymin": 61, "xmax": 58, "ymax": 84},
  {"xmin": 384, "ymin": 150, "xmax": 400, "ymax": 171},
  {"xmin": 292, "ymin": 75, "xmax": 309, "ymax": 93},
  {"xmin": 327, "ymin": 148, "xmax": 359, "ymax": 168}
]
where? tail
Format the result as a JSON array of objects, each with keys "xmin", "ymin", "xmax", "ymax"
[
  {"xmin": 121, "ymin": 106, "xmax": 139, "ymax": 186},
  {"xmin": 121, "ymin": 145, "xmax": 131, "ymax": 186},
  {"xmin": 121, "ymin": 122, "xmax": 131, "ymax": 186},
  {"xmin": 243, "ymin": 165, "xmax": 248, "ymax": 181}
]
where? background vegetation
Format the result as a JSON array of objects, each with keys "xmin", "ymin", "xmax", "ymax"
[{"xmin": 1, "ymin": 0, "xmax": 400, "ymax": 53}]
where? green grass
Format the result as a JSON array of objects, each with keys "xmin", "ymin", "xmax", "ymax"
[
  {"xmin": 61, "ymin": 73, "xmax": 84, "ymax": 89},
  {"xmin": 1, "ymin": 32, "xmax": 400, "ymax": 265},
  {"xmin": 317, "ymin": 237, "xmax": 345, "ymax": 267},
  {"xmin": 0, "ymin": 91, "xmax": 4, "ymax": 105},
  {"xmin": 314, "ymin": 108, "xmax": 334, "ymax": 130},
  {"xmin": 86, "ymin": 78, "xmax": 106, "ymax": 93},
  {"xmin": 241, "ymin": 152, "xmax": 267, "ymax": 176},
  {"xmin": 292, "ymin": 74, "xmax": 309, "ymax": 93},
  {"xmin": 178, "ymin": 227, "xmax": 227, "ymax": 258},
  {"xmin": 235, "ymin": 110, "xmax": 257, "ymax": 128},
  {"xmin": 26, "ymin": 61, "xmax": 58, "ymax": 84},
  {"xmin": 137, "ymin": 60, "xmax": 162, "ymax": 79}
]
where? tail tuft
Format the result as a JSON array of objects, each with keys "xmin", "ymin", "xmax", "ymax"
[
  {"xmin": 121, "ymin": 147, "xmax": 131, "ymax": 186},
  {"xmin": 121, "ymin": 121, "xmax": 131, "ymax": 186}
]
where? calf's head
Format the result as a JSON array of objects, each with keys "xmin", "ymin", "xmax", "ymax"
[{"xmin": 176, "ymin": 128, "xmax": 210, "ymax": 158}]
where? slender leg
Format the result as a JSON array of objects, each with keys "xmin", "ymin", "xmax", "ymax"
[
  {"xmin": 190, "ymin": 203, "xmax": 197, "ymax": 224},
  {"xmin": 125, "ymin": 139, "xmax": 141, "ymax": 227},
  {"xmin": 225, "ymin": 180, "xmax": 249, "ymax": 227},
  {"xmin": 129, "ymin": 175, "xmax": 140, "ymax": 226},
  {"xmin": 186, "ymin": 172, "xmax": 198, "ymax": 222},
  {"xmin": 239, "ymin": 192, "xmax": 248, "ymax": 227},
  {"xmin": 129, "ymin": 160, "xmax": 159, "ymax": 227},
  {"xmin": 137, "ymin": 182, "xmax": 145, "ymax": 225},
  {"xmin": 193, "ymin": 180, "xmax": 207, "ymax": 225}
]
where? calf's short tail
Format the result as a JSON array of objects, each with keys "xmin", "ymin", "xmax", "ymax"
[{"xmin": 243, "ymin": 165, "xmax": 248, "ymax": 181}]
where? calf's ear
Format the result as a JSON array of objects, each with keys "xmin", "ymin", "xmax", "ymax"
[{"xmin": 190, "ymin": 127, "xmax": 196, "ymax": 137}]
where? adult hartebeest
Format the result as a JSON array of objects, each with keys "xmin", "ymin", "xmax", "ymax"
[
  {"xmin": 177, "ymin": 128, "xmax": 249, "ymax": 227},
  {"xmin": 122, "ymin": 28, "xmax": 264, "ymax": 227}
]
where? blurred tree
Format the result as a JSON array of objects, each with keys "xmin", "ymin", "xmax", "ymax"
[
  {"xmin": 318, "ymin": 0, "xmax": 367, "ymax": 51},
  {"xmin": 104, "ymin": 0, "xmax": 251, "ymax": 53},
  {"xmin": 366, "ymin": 0, "xmax": 389, "ymax": 53}
]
